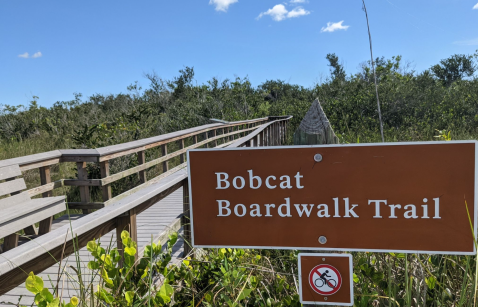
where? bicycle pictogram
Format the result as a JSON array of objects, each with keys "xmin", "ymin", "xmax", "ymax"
[{"xmin": 308, "ymin": 264, "xmax": 342, "ymax": 296}]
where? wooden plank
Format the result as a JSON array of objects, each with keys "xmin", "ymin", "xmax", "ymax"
[
  {"xmin": 100, "ymin": 161, "xmax": 112, "ymax": 202},
  {"xmin": 0, "ymin": 165, "xmax": 21, "ymax": 181},
  {"xmin": 0, "ymin": 197, "xmax": 65, "ymax": 228},
  {"xmin": 0, "ymin": 150, "xmax": 61, "ymax": 169},
  {"xmin": 104, "ymin": 163, "xmax": 187, "ymax": 206},
  {"xmin": 137, "ymin": 150, "xmax": 147, "ymax": 184},
  {"xmin": 0, "ymin": 179, "xmax": 26, "ymax": 197},
  {"xmin": 63, "ymin": 179, "xmax": 102, "ymax": 186},
  {"xmin": 95, "ymin": 118, "xmax": 269, "ymax": 161},
  {"xmin": 0, "ymin": 199, "xmax": 65, "ymax": 239},
  {"xmin": 99, "ymin": 131, "xmax": 235, "ymax": 186},
  {"xmin": 0, "ymin": 193, "xmax": 30, "ymax": 210},
  {"xmin": 67, "ymin": 202, "xmax": 105, "ymax": 210},
  {"xmin": 134, "ymin": 181, "xmax": 183, "ymax": 215},
  {"xmin": 25, "ymin": 180, "xmax": 63, "ymax": 197},
  {"xmin": 19, "ymin": 158, "xmax": 61, "ymax": 172},
  {"xmin": 76, "ymin": 162, "xmax": 91, "ymax": 214}
]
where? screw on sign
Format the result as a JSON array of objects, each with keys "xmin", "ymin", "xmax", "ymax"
[{"xmin": 309, "ymin": 264, "xmax": 342, "ymax": 296}]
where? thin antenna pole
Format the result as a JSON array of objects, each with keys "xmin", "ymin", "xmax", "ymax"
[{"xmin": 362, "ymin": 0, "xmax": 385, "ymax": 142}]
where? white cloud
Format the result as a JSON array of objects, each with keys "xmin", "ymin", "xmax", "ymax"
[
  {"xmin": 32, "ymin": 51, "xmax": 42, "ymax": 58},
  {"xmin": 18, "ymin": 52, "xmax": 29, "ymax": 58},
  {"xmin": 320, "ymin": 21, "xmax": 350, "ymax": 33},
  {"xmin": 290, "ymin": 0, "xmax": 307, "ymax": 3},
  {"xmin": 257, "ymin": 4, "xmax": 310, "ymax": 22},
  {"xmin": 288, "ymin": 7, "xmax": 310, "ymax": 18},
  {"xmin": 209, "ymin": 0, "xmax": 238, "ymax": 12},
  {"xmin": 473, "ymin": 2, "xmax": 478, "ymax": 9},
  {"xmin": 454, "ymin": 37, "xmax": 478, "ymax": 46}
]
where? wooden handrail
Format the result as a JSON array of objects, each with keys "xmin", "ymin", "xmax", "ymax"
[
  {"xmin": 228, "ymin": 116, "xmax": 292, "ymax": 148},
  {"xmin": 2, "ymin": 118, "xmax": 269, "ymax": 204}
]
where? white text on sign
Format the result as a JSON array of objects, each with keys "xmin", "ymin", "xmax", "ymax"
[{"xmin": 215, "ymin": 170, "xmax": 441, "ymax": 219}]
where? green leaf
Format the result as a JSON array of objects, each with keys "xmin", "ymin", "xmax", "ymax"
[
  {"xmin": 47, "ymin": 298, "xmax": 60, "ymax": 307},
  {"xmin": 156, "ymin": 283, "xmax": 174, "ymax": 304},
  {"xmin": 121, "ymin": 230, "xmax": 130, "ymax": 241},
  {"xmin": 87, "ymin": 261, "xmax": 100, "ymax": 270},
  {"xmin": 86, "ymin": 240, "xmax": 97, "ymax": 252},
  {"xmin": 41, "ymin": 288, "xmax": 53, "ymax": 303},
  {"xmin": 125, "ymin": 246, "xmax": 137, "ymax": 257},
  {"xmin": 168, "ymin": 232, "xmax": 178, "ymax": 247},
  {"xmin": 353, "ymin": 273, "xmax": 359, "ymax": 283},
  {"xmin": 25, "ymin": 272, "xmax": 44, "ymax": 294},
  {"xmin": 426, "ymin": 276, "xmax": 437, "ymax": 290},
  {"xmin": 125, "ymin": 291, "xmax": 135, "ymax": 306},
  {"xmin": 236, "ymin": 288, "xmax": 252, "ymax": 301}
]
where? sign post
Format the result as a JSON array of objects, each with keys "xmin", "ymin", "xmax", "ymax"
[
  {"xmin": 187, "ymin": 141, "xmax": 477, "ymax": 254},
  {"xmin": 298, "ymin": 253, "xmax": 353, "ymax": 305}
]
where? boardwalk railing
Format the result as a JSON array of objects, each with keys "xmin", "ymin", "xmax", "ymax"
[{"xmin": 0, "ymin": 115, "xmax": 292, "ymax": 295}]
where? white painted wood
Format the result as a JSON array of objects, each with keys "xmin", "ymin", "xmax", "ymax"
[
  {"xmin": 0, "ymin": 165, "xmax": 21, "ymax": 181},
  {"xmin": 0, "ymin": 151, "xmax": 62, "ymax": 169},
  {"xmin": 0, "ymin": 198, "xmax": 65, "ymax": 238},
  {"xmin": 0, "ymin": 193, "xmax": 30, "ymax": 210},
  {"xmin": 0, "ymin": 179, "xmax": 26, "ymax": 197}
]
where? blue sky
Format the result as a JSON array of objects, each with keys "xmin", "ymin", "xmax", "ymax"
[{"xmin": 1, "ymin": 0, "xmax": 477, "ymax": 107}]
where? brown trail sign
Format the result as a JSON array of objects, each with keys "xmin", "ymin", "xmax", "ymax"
[{"xmin": 187, "ymin": 141, "xmax": 477, "ymax": 254}]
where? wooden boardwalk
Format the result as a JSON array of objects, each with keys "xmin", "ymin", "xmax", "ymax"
[{"xmin": 0, "ymin": 188, "xmax": 185, "ymax": 307}]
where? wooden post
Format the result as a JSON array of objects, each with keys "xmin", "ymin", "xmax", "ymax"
[
  {"xmin": 116, "ymin": 209, "xmax": 138, "ymax": 265},
  {"xmin": 38, "ymin": 166, "xmax": 53, "ymax": 235},
  {"xmin": 162, "ymin": 144, "xmax": 169, "ymax": 173},
  {"xmin": 212, "ymin": 130, "xmax": 217, "ymax": 147},
  {"xmin": 182, "ymin": 180, "xmax": 192, "ymax": 256},
  {"xmin": 100, "ymin": 161, "xmax": 112, "ymax": 202},
  {"xmin": 77, "ymin": 162, "xmax": 91, "ymax": 214},
  {"xmin": 3, "ymin": 234, "xmax": 19, "ymax": 252},
  {"xmin": 222, "ymin": 128, "xmax": 226, "ymax": 144},
  {"xmin": 137, "ymin": 151, "xmax": 147, "ymax": 184},
  {"xmin": 178, "ymin": 139, "xmax": 185, "ymax": 163},
  {"xmin": 204, "ymin": 132, "xmax": 209, "ymax": 148},
  {"xmin": 193, "ymin": 135, "xmax": 198, "ymax": 146}
]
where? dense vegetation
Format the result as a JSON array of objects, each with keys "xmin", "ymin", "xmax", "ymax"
[
  {"xmin": 1, "ymin": 51, "xmax": 477, "ymax": 157},
  {"xmin": 2, "ymin": 51, "xmax": 478, "ymax": 306}
]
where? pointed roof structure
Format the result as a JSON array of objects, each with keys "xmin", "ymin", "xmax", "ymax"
[{"xmin": 293, "ymin": 99, "xmax": 339, "ymax": 145}]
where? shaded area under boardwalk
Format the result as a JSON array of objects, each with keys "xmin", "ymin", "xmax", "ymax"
[{"xmin": 0, "ymin": 188, "xmax": 185, "ymax": 307}]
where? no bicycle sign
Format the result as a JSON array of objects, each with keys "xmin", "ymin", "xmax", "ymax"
[
  {"xmin": 187, "ymin": 141, "xmax": 477, "ymax": 254},
  {"xmin": 298, "ymin": 253, "xmax": 353, "ymax": 305}
]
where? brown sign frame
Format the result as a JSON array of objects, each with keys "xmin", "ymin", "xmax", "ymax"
[
  {"xmin": 187, "ymin": 141, "xmax": 478, "ymax": 255},
  {"xmin": 298, "ymin": 253, "xmax": 353, "ymax": 306}
]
